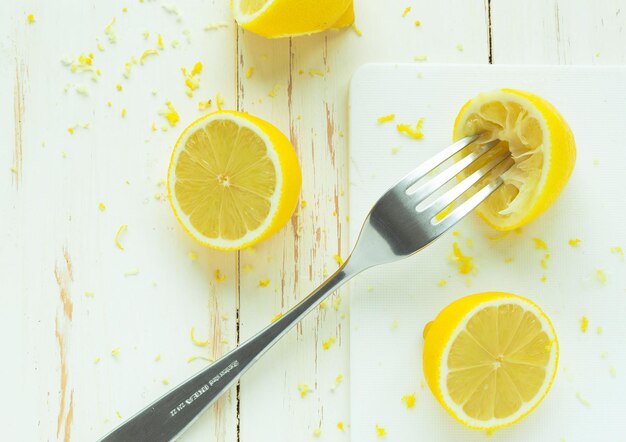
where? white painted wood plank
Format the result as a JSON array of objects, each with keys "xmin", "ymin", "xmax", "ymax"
[
  {"xmin": 492, "ymin": 0, "xmax": 626, "ymax": 64},
  {"xmin": 0, "ymin": 1, "xmax": 239, "ymax": 440},
  {"xmin": 236, "ymin": 1, "xmax": 489, "ymax": 440}
]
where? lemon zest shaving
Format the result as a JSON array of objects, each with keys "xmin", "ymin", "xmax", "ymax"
[
  {"xmin": 413, "ymin": 54, "xmax": 427, "ymax": 61},
  {"xmin": 437, "ymin": 279, "xmax": 447, "ymax": 287},
  {"xmin": 242, "ymin": 264, "xmax": 253, "ymax": 272},
  {"xmin": 84, "ymin": 291, "xmax": 95, "ymax": 298},
  {"xmin": 188, "ymin": 252, "xmax": 198, "ymax": 261},
  {"xmin": 402, "ymin": 7, "xmax": 411, "ymax": 17},
  {"xmin": 575, "ymin": 391, "xmax": 591, "ymax": 408},
  {"xmin": 271, "ymin": 313, "xmax": 283, "ymax": 323},
  {"xmin": 297, "ymin": 383, "xmax": 310, "ymax": 398},
  {"xmin": 308, "ymin": 69, "xmax": 325, "ymax": 77},
  {"xmin": 104, "ymin": 17, "xmax": 117, "ymax": 43},
  {"xmin": 182, "ymin": 62, "xmax": 202, "ymax": 96},
  {"xmin": 312, "ymin": 428, "xmax": 321, "ymax": 437},
  {"xmin": 596, "ymin": 268, "xmax": 607, "ymax": 284},
  {"xmin": 139, "ymin": 49, "xmax": 159, "ymax": 65},
  {"xmin": 27, "ymin": 14, "xmax": 35, "ymax": 23},
  {"xmin": 391, "ymin": 319, "xmax": 399, "ymax": 330},
  {"xmin": 396, "ymin": 118, "xmax": 424, "ymax": 139},
  {"xmin": 162, "ymin": 378, "xmax": 169, "ymax": 385},
  {"xmin": 116, "ymin": 411, "xmax": 122, "ymax": 419},
  {"xmin": 334, "ymin": 254, "xmax": 344, "ymax": 266},
  {"xmin": 94, "ymin": 357, "xmax": 101, "ymax": 364},
  {"xmin": 414, "ymin": 20, "xmax": 421, "ymax": 26},
  {"xmin": 452, "ymin": 242, "xmax": 473, "ymax": 274},
  {"xmin": 259, "ymin": 278, "xmax": 270, "ymax": 287},
  {"xmin": 198, "ymin": 99, "xmax": 212, "ymax": 110},
  {"xmin": 121, "ymin": 108, "xmax": 127, "ymax": 118},
  {"xmin": 111, "ymin": 347, "xmax": 121, "ymax": 357},
  {"xmin": 580, "ymin": 316, "xmax": 589, "ymax": 333},
  {"xmin": 352, "ymin": 23, "xmax": 362, "ymax": 36},
  {"xmin": 532, "ymin": 237, "xmax": 548, "ymax": 250},
  {"xmin": 216, "ymin": 93, "xmax": 224, "ymax": 110},
  {"xmin": 610, "ymin": 246, "xmax": 624, "ymax": 257},
  {"xmin": 375, "ymin": 424, "xmax": 387, "ymax": 437},
  {"xmin": 123, "ymin": 56, "xmax": 137, "ymax": 78},
  {"xmin": 187, "ymin": 355, "xmax": 213, "ymax": 363},
  {"xmin": 377, "ymin": 113, "xmax": 395, "ymax": 123},
  {"xmin": 115, "ymin": 224, "xmax": 128, "ymax": 250},
  {"xmin": 190, "ymin": 326, "xmax": 209, "ymax": 346},
  {"xmin": 214, "ymin": 269, "xmax": 226, "ymax": 282},
  {"xmin": 157, "ymin": 33, "xmax": 164, "ymax": 50},
  {"xmin": 155, "ymin": 354, "xmax": 161, "ymax": 361},
  {"xmin": 267, "ymin": 83, "xmax": 281, "ymax": 97},
  {"xmin": 245, "ymin": 67, "xmax": 254, "ymax": 78},
  {"xmin": 322, "ymin": 336, "xmax": 336, "ymax": 350},
  {"xmin": 337, "ymin": 421, "xmax": 344, "ymax": 430},
  {"xmin": 204, "ymin": 22, "xmax": 229, "ymax": 31},
  {"xmin": 401, "ymin": 392, "xmax": 416, "ymax": 408},
  {"xmin": 568, "ymin": 238, "xmax": 581, "ymax": 246},
  {"xmin": 159, "ymin": 100, "xmax": 180, "ymax": 126},
  {"xmin": 488, "ymin": 231, "xmax": 510, "ymax": 240},
  {"xmin": 333, "ymin": 296, "xmax": 342, "ymax": 311}
]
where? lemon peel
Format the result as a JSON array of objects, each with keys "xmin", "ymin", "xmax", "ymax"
[{"xmin": 115, "ymin": 224, "xmax": 128, "ymax": 250}]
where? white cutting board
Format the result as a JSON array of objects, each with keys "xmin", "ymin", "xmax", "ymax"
[{"xmin": 348, "ymin": 64, "xmax": 626, "ymax": 442}]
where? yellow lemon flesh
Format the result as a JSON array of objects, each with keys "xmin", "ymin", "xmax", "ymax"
[
  {"xmin": 453, "ymin": 89, "xmax": 576, "ymax": 231},
  {"xmin": 423, "ymin": 292, "xmax": 558, "ymax": 431},
  {"xmin": 232, "ymin": 0, "xmax": 354, "ymax": 38},
  {"xmin": 168, "ymin": 111, "xmax": 301, "ymax": 250}
]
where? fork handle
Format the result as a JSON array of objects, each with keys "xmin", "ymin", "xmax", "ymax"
[{"xmin": 98, "ymin": 260, "xmax": 359, "ymax": 442}]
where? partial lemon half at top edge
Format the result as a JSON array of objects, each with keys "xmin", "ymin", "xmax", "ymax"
[
  {"xmin": 453, "ymin": 88, "xmax": 576, "ymax": 231},
  {"xmin": 232, "ymin": 0, "xmax": 354, "ymax": 38},
  {"xmin": 423, "ymin": 292, "xmax": 559, "ymax": 431},
  {"xmin": 167, "ymin": 110, "xmax": 301, "ymax": 251}
]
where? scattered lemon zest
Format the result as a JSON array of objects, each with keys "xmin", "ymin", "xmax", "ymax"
[
  {"xmin": 391, "ymin": 319, "xmax": 399, "ymax": 330},
  {"xmin": 245, "ymin": 67, "xmax": 254, "ymax": 78},
  {"xmin": 162, "ymin": 3, "xmax": 183, "ymax": 22},
  {"xmin": 116, "ymin": 83, "xmax": 123, "ymax": 92},
  {"xmin": 322, "ymin": 336, "xmax": 336, "ymax": 350},
  {"xmin": 352, "ymin": 23, "xmax": 362, "ymax": 36},
  {"xmin": 155, "ymin": 354, "xmax": 161, "ymax": 361},
  {"xmin": 297, "ymin": 383, "xmax": 310, "ymax": 398},
  {"xmin": 532, "ymin": 237, "xmax": 548, "ymax": 250},
  {"xmin": 486, "ymin": 429, "xmax": 496, "ymax": 437},
  {"xmin": 198, "ymin": 99, "xmax": 212, "ymax": 110},
  {"xmin": 97, "ymin": 40, "xmax": 105, "ymax": 51},
  {"xmin": 437, "ymin": 279, "xmax": 447, "ymax": 287},
  {"xmin": 312, "ymin": 428, "xmax": 321, "ymax": 437},
  {"xmin": 301, "ymin": 200, "xmax": 307, "ymax": 208},
  {"xmin": 540, "ymin": 275, "xmax": 547, "ymax": 283},
  {"xmin": 124, "ymin": 267, "xmax": 139, "ymax": 276},
  {"xmin": 188, "ymin": 252, "xmax": 198, "ymax": 261},
  {"xmin": 10, "ymin": 165, "xmax": 17, "ymax": 173},
  {"xmin": 396, "ymin": 118, "xmax": 424, "ymax": 139},
  {"xmin": 116, "ymin": 411, "xmax": 122, "ymax": 419},
  {"xmin": 267, "ymin": 83, "xmax": 281, "ymax": 97},
  {"xmin": 204, "ymin": 22, "xmax": 229, "ymax": 31},
  {"xmin": 375, "ymin": 424, "xmax": 387, "ymax": 437},
  {"xmin": 216, "ymin": 93, "xmax": 224, "ymax": 110},
  {"xmin": 402, "ymin": 6, "xmax": 411, "ymax": 17},
  {"xmin": 308, "ymin": 69, "xmax": 325, "ymax": 77},
  {"xmin": 171, "ymin": 39, "xmax": 180, "ymax": 48},
  {"xmin": 214, "ymin": 269, "xmax": 226, "ymax": 282},
  {"xmin": 143, "ymin": 31, "xmax": 150, "ymax": 39},
  {"xmin": 456, "ymin": 43, "xmax": 464, "ymax": 51},
  {"xmin": 121, "ymin": 108, "xmax": 127, "ymax": 118},
  {"xmin": 271, "ymin": 313, "xmax": 283, "ymax": 323},
  {"xmin": 610, "ymin": 366, "xmax": 617, "ymax": 378},
  {"xmin": 377, "ymin": 113, "xmax": 395, "ymax": 123},
  {"xmin": 182, "ymin": 62, "xmax": 202, "ymax": 96},
  {"xmin": 111, "ymin": 347, "xmax": 121, "ymax": 357},
  {"xmin": 452, "ymin": 242, "xmax": 474, "ymax": 274},
  {"xmin": 140, "ymin": 49, "xmax": 159, "ymax": 65},
  {"xmin": 332, "ymin": 296, "xmax": 342, "ymax": 311},
  {"xmin": 104, "ymin": 17, "xmax": 117, "ymax": 43},
  {"xmin": 575, "ymin": 391, "xmax": 591, "ymax": 408},
  {"xmin": 259, "ymin": 278, "xmax": 270, "ymax": 287},
  {"xmin": 334, "ymin": 254, "xmax": 344, "ymax": 266},
  {"xmin": 26, "ymin": 14, "xmax": 35, "ymax": 23},
  {"xmin": 242, "ymin": 264, "xmax": 253, "ymax": 272},
  {"xmin": 337, "ymin": 421, "xmax": 344, "ymax": 430},
  {"xmin": 159, "ymin": 100, "xmax": 180, "ymax": 126},
  {"xmin": 94, "ymin": 357, "xmax": 101, "ymax": 364},
  {"xmin": 319, "ymin": 300, "xmax": 329, "ymax": 309},
  {"xmin": 61, "ymin": 53, "xmax": 98, "ymax": 80},
  {"xmin": 190, "ymin": 326, "xmax": 209, "ymax": 346},
  {"xmin": 390, "ymin": 147, "xmax": 399, "ymax": 155},
  {"xmin": 611, "ymin": 246, "xmax": 624, "ymax": 257},
  {"xmin": 221, "ymin": 314, "xmax": 229, "ymax": 320},
  {"xmin": 68, "ymin": 127, "xmax": 75, "ymax": 135},
  {"xmin": 115, "ymin": 224, "xmax": 128, "ymax": 250},
  {"xmin": 84, "ymin": 291, "xmax": 95, "ymax": 298},
  {"xmin": 596, "ymin": 268, "xmax": 607, "ymax": 284},
  {"xmin": 452, "ymin": 230, "xmax": 461, "ymax": 237},
  {"xmin": 187, "ymin": 355, "xmax": 213, "ymax": 363},
  {"xmin": 580, "ymin": 316, "xmax": 589, "ymax": 333},
  {"xmin": 504, "ymin": 257, "xmax": 513, "ymax": 263},
  {"xmin": 401, "ymin": 392, "xmax": 416, "ymax": 409},
  {"xmin": 596, "ymin": 326, "xmax": 603, "ymax": 335},
  {"xmin": 414, "ymin": 20, "xmax": 421, "ymax": 26},
  {"xmin": 568, "ymin": 238, "xmax": 582, "ymax": 246},
  {"xmin": 157, "ymin": 33, "xmax": 164, "ymax": 50},
  {"xmin": 413, "ymin": 55, "xmax": 427, "ymax": 61},
  {"xmin": 162, "ymin": 378, "xmax": 169, "ymax": 385},
  {"xmin": 123, "ymin": 56, "xmax": 137, "ymax": 78}
]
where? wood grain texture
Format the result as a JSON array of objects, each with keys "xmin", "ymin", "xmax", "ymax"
[{"xmin": 2, "ymin": 0, "xmax": 625, "ymax": 440}]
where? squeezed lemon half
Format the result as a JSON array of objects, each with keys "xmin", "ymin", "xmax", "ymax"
[
  {"xmin": 232, "ymin": 0, "xmax": 354, "ymax": 38},
  {"xmin": 168, "ymin": 111, "xmax": 301, "ymax": 250},
  {"xmin": 453, "ymin": 89, "xmax": 576, "ymax": 231},
  {"xmin": 423, "ymin": 292, "xmax": 558, "ymax": 430}
]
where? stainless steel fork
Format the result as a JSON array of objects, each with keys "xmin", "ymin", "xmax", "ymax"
[{"xmin": 99, "ymin": 134, "xmax": 513, "ymax": 442}]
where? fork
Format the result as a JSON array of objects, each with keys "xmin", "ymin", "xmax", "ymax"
[{"xmin": 99, "ymin": 134, "xmax": 513, "ymax": 442}]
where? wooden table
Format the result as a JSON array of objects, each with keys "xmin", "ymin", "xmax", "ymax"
[{"xmin": 1, "ymin": 1, "xmax": 623, "ymax": 440}]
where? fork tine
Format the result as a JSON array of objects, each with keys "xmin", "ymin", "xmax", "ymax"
[
  {"xmin": 406, "ymin": 139, "xmax": 500, "ymax": 204},
  {"xmin": 397, "ymin": 134, "xmax": 482, "ymax": 192},
  {"xmin": 433, "ymin": 159, "xmax": 514, "ymax": 233},
  {"xmin": 420, "ymin": 151, "xmax": 513, "ymax": 217}
]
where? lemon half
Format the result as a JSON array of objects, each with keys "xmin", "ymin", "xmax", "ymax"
[
  {"xmin": 168, "ymin": 111, "xmax": 301, "ymax": 250},
  {"xmin": 232, "ymin": 0, "xmax": 354, "ymax": 38},
  {"xmin": 423, "ymin": 292, "xmax": 558, "ymax": 431},
  {"xmin": 453, "ymin": 89, "xmax": 576, "ymax": 231}
]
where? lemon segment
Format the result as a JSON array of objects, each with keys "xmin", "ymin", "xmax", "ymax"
[
  {"xmin": 168, "ymin": 111, "xmax": 301, "ymax": 250},
  {"xmin": 423, "ymin": 292, "xmax": 558, "ymax": 430},
  {"xmin": 453, "ymin": 89, "xmax": 576, "ymax": 231},
  {"xmin": 232, "ymin": 0, "xmax": 354, "ymax": 38}
]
